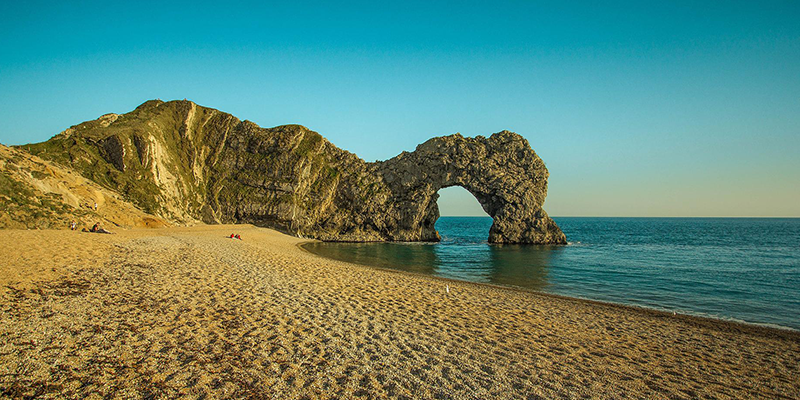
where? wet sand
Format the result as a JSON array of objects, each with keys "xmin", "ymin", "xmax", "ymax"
[{"xmin": 1, "ymin": 225, "xmax": 798, "ymax": 399}]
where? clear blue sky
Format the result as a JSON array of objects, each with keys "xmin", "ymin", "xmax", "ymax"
[{"xmin": 1, "ymin": 1, "xmax": 798, "ymax": 216}]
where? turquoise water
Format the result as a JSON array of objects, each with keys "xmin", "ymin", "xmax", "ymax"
[{"xmin": 302, "ymin": 217, "xmax": 800, "ymax": 330}]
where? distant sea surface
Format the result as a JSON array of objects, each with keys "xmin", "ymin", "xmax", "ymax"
[{"xmin": 302, "ymin": 217, "xmax": 800, "ymax": 330}]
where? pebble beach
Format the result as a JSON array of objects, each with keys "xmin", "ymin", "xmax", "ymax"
[{"xmin": 1, "ymin": 225, "xmax": 798, "ymax": 399}]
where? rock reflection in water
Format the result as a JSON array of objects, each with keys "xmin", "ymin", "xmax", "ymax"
[
  {"xmin": 302, "ymin": 217, "xmax": 559, "ymax": 291},
  {"xmin": 486, "ymin": 245, "xmax": 560, "ymax": 290},
  {"xmin": 302, "ymin": 242, "xmax": 439, "ymax": 276}
]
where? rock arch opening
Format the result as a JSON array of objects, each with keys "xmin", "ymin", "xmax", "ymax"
[
  {"xmin": 436, "ymin": 186, "xmax": 489, "ymax": 217},
  {"xmin": 434, "ymin": 185, "xmax": 492, "ymax": 243}
]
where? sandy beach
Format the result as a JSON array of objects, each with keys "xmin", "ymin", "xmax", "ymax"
[{"xmin": 1, "ymin": 225, "xmax": 798, "ymax": 399}]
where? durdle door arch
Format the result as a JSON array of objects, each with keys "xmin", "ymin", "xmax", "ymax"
[{"xmin": 373, "ymin": 131, "xmax": 567, "ymax": 245}]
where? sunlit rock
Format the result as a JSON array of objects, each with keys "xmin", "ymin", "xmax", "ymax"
[{"xmin": 26, "ymin": 100, "xmax": 565, "ymax": 244}]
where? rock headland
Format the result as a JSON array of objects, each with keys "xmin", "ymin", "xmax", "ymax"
[{"xmin": 22, "ymin": 100, "xmax": 565, "ymax": 244}]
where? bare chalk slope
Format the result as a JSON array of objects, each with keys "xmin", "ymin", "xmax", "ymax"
[{"xmin": 0, "ymin": 144, "xmax": 166, "ymax": 230}]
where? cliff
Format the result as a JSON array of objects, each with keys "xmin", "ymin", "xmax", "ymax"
[{"xmin": 21, "ymin": 100, "xmax": 565, "ymax": 244}]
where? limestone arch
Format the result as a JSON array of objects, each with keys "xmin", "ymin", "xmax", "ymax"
[{"xmin": 375, "ymin": 131, "xmax": 566, "ymax": 244}]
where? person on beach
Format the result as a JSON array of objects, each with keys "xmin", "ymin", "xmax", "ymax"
[
  {"xmin": 70, "ymin": 220, "xmax": 77, "ymax": 230},
  {"xmin": 90, "ymin": 223, "xmax": 113, "ymax": 234},
  {"xmin": 235, "ymin": 234, "xmax": 241, "ymax": 240}
]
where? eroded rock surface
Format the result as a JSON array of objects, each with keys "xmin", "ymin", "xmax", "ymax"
[
  {"xmin": 25, "ymin": 100, "xmax": 565, "ymax": 244},
  {"xmin": 372, "ymin": 132, "xmax": 565, "ymax": 244}
]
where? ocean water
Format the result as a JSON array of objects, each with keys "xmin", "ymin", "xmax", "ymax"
[{"xmin": 302, "ymin": 217, "xmax": 800, "ymax": 330}]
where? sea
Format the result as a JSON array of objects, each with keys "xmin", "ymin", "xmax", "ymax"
[{"xmin": 303, "ymin": 217, "xmax": 800, "ymax": 331}]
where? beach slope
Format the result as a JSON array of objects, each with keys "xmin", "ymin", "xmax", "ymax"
[{"xmin": 1, "ymin": 225, "xmax": 798, "ymax": 398}]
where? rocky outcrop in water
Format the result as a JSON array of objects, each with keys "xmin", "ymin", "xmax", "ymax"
[
  {"xmin": 25, "ymin": 100, "xmax": 565, "ymax": 244},
  {"xmin": 372, "ymin": 132, "xmax": 565, "ymax": 244}
]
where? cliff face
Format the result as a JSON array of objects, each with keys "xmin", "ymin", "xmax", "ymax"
[{"xmin": 25, "ymin": 100, "xmax": 565, "ymax": 244}]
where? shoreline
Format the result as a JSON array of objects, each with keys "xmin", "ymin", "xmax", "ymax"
[
  {"xmin": 298, "ymin": 241, "xmax": 800, "ymax": 341},
  {"xmin": 2, "ymin": 225, "xmax": 799, "ymax": 398}
]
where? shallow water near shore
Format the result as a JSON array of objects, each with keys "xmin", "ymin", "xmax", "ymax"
[{"xmin": 303, "ymin": 217, "xmax": 800, "ymax": 330}]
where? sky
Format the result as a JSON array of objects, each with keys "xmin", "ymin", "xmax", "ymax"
[{"xmin": 0, "ymin": 1, "xmax": 798, "ymax": 217}]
